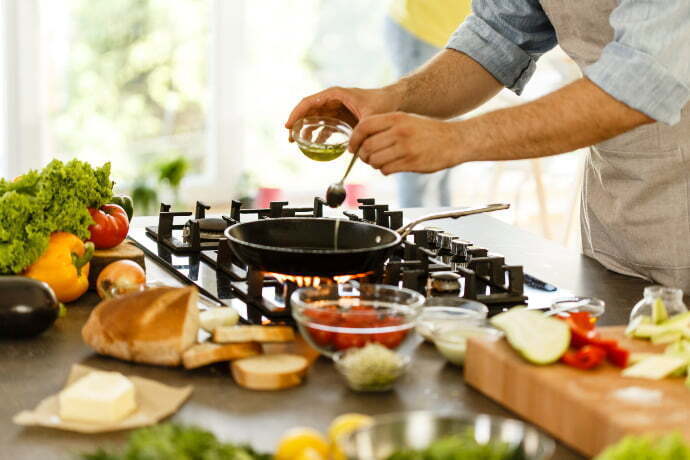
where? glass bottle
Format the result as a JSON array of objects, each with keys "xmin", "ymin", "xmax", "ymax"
[{"xmin": 629, "ymin": 286, "xmax": 687, "ymax": 322}]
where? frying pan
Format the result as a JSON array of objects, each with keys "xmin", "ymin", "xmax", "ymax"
[{"xmin": 223, "ymin": 203, "xmax": 509, "ymax": 277}]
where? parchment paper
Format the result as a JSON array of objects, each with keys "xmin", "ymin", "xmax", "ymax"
[{"xmin": 13, "ymin": 364, "xmax": 193, "ymax": 433}]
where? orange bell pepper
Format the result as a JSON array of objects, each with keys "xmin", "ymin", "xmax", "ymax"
[{"xmin": 24, "ymin": 232, "xmax": 94, "ymax": 302}]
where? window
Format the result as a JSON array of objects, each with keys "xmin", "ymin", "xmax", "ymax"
[{"xmin": 40, "ymin": 0, "xmax": 212, "ymax": 189}]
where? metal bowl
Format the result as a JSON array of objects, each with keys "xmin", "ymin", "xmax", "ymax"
[{"xmin": 340, "ymin": 411, "xmax": 554, "ymax": 460}]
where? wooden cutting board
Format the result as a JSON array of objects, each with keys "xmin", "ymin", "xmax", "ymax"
[
  {"xmin": 464, "ymin": 326, "xmax": 690, "ymax": 458},
  {"xmin": 88, "ymin": 240, "xmax": 146, "ymax": 289}
]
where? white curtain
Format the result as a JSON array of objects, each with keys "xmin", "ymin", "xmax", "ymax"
[{"xmin": 1, "ymin": 0, "xmax": 43, "ymax": 179}]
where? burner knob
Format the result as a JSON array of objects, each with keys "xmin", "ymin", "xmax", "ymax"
[
  {"xmin": 437, "ymin": 232, "xmax": 456, "ymax": 251},
  {"xmin": 424, "ymin": 226, "xmax": 443, "ymax": 247},
  {"xmin": 451, "ymin": 239, "xmax": 472, "ymax": 256},
  {"xmin": 429, "ymin": 271, "xmax": 462, "ymax": 295}
]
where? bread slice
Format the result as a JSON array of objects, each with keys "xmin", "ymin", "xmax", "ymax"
[
  {"xmin": 231, "ymin": 354, "xmax": 309, "ymax": 390},
  {"xmin": 213, "ymin": 325, "xmax": 294, "ymax": 344},
  {"xmin": 82, "ymin": 286, "xmax": 199, "ymax": 366},
  {"xmin": 182, "ymin": 342, "xmax": 262, "ymax": 369}
]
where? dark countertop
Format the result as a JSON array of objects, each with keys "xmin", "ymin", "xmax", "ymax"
[{"xmin": 0, "ymin": 210, "xmax": 666, "ymax": 459}]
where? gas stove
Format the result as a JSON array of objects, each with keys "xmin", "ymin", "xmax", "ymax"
[{"xmin": 128, "ymin": 198, "xmax": 563, "ymax": 324}]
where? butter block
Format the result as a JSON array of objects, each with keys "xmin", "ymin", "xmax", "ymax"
[{"xmin": 58, "ymin": 371, "xmax": 137, "ymax": 423}]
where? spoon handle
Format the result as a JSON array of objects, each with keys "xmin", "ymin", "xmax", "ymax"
[{"xmin": 340, "ymin": 152, "xmax": 359, "ymax": 183}]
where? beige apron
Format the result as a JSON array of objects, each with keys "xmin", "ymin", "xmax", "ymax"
[{"xmin": 538, "ymin": 0, "xmax": 690, "ymax": 292}]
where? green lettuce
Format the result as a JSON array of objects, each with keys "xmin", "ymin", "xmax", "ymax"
[
  {"xmin": 595, "ymin": 433, "xmax": 690, "ymax": 460},
  {"xmin": 80, "ymin": 424, "xmax": 270, "ymax": 460},
  {"xmin": 0, "ymin": 159, "xmax": 112, "ymax": 273}
]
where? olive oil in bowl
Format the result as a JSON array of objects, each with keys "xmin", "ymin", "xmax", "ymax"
[
  {"xmin": 298, "ymin": 143, "xmax": 347, "ymax": 161},
  {"xmin": 292, "ymin": 116, "xmax": 353, "ymax": 162}
]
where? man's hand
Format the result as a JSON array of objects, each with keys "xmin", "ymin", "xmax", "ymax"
[
  {"xmin": 350, "ymin": 113, "xmax": 467, "ymax": 175},
  {"xmin": 284, "ymin": 86, "xmax": 403, "ymax": 141}
]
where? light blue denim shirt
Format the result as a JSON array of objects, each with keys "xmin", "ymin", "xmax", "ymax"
[{"xmin": 446, "ymin": 0, "xmax": 690, "ymax": 125}]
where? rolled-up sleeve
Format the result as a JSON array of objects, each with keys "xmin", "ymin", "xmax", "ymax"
[
  {"xmin": 584, "ymin": 0, "xmax": 690, "ymax": 125},
  {"xmin": 446, "ymin": 0, "xmax": 557, "ymax": 94}
]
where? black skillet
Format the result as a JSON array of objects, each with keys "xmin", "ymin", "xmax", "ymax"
[{"xmin": 224, "ymin": 203, "xmax": 509, "ymax": 277}]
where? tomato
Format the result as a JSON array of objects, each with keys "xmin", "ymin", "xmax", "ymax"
[
  {"xmin": 333, "ymin": 332, "xmax": 370, "ymax": 350},
  {"xmin": 88, "ymin": 204, "xmax": 130, "ymax": 249},
  {"xmin": 304, "ymin": 307, "xmax": 340, "ymax": 347},
  {"xmin": 371, "ymin": 316, "xmax": 408, "ymax": 349},
  {"xmin": 341, "ymin": 306, "xmax": 377, "ymax": 328},
  {"xmin": 96, "ymin": 260, "xmax": 146, "ymax": 299}
]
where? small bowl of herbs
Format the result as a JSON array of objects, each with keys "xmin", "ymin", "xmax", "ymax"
[{"xmin": 333, "ymin": 343, "xmax": 411, "ymax": 392}]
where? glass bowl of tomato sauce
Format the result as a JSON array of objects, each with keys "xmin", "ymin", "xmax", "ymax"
[{"xmin": 290, "ymin": 283, "xmax": 425, "ymax": 358}]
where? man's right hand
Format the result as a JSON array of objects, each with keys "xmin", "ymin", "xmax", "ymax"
[{"xmin": 284, "ymin": 86, "xmax": 402, "ymax": 142}]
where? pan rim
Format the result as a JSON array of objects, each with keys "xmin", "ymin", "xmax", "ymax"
[{"xmin": 223, "ymin": 217, "xmax": 403, "ymax": 255}]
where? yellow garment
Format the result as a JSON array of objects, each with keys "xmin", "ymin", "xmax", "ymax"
[{"xmin": 389, "ymin": 0, "xmax": 472, "ymax": 48}]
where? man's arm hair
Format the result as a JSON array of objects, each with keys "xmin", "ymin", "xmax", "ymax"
[
  {"xmin": 458, "ymin": 77, "xmax": 654, "ymax": 163},
  {"xmin": 388, "ymin": 49, "xmax": 505, "ymax": 119}
]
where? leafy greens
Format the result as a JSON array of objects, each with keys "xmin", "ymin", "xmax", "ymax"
[
  {"xmin": 0, "ymin": 159, "xmax": 112, "ymax": 273},
  {"xmin": 80, "ymin": 424, "xmax": 270, "ymax": 460}
]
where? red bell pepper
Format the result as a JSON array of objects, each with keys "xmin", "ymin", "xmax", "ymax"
[
  {"xmin": 606, "ymin": 345, "xmax": 630, "ymax": 368},
  {"xmin": 564, "ymin": 313, "xmax": 618, "ymax": 349},
  {"xmin": 567, "ymin": 311, "xmax": 596, "ymax": 331},
  {"xmin": 561, "ymin": 311, "xmax": 631, "ymax": 368},
  {"xmin": 561, "ymin": 345, "xmax": 607, "ymax": 370}
]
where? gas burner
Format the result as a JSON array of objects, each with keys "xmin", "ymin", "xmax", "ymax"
[{"xmin": 130, "ymin": 197, "xmax": 534, "ymax": 325}]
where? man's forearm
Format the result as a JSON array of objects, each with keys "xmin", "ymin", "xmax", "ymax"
[
  {"xmin": 388, "ymin": 49, "xmax": 504, "ymax": 119},
  {"xmin": 458, "ymin": 78, "xmax": 654, "ymax": 162}
]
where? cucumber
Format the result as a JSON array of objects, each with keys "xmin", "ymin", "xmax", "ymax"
[
  {"xmin": 663, "ymin": 311, "xmax": 690, "ymax": 327},
  {"xmin": 628, "ymin": 353, "xmax": 657, "ymax": 366},
  {"xmin": 633, "ymin": 323, "xmax": 664, "ymax": 338},
  {"xmin": 652, "ymin": 298, "xmax": 669, "ymax": 324},
  {"xmin": 651, "ymin": 329, "xmax": 683, "ymax": 345},
  {"xmin": 622, "ymin": 355, "xmax": 686, "ymax": 380},
  {"xmin": 490, "ymin": 307, "xmax": 570, "ymax": 365}
]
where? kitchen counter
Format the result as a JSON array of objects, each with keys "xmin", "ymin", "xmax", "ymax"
[{"xmin": 0, "ymin": 211, "xmax": 666, "ymax": 459}]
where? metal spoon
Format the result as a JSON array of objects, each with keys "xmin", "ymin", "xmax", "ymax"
[{"xmin": 325, "ymin": 152, "xmax": 358, "ymax": 208}]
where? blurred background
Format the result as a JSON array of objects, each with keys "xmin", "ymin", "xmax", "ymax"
[{"xmin": 0, "ymin": 0, "xmax": 584, "ymax": 247}]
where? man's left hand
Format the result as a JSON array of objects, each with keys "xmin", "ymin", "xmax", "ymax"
[{"xmin": 349, "ymin": 112, "xmax": 465, "ymax": 175}]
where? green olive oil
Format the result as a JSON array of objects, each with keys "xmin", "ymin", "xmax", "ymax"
[{"xmin": 299, "ymin": 144, "xmax": 347, "ymax": 161}]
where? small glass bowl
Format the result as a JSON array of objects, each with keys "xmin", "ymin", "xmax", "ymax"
[
  {"xmin": 290, "ymin": 283, "xmax": 424, "ymax": 358},
  {"xmin": 630, "ymin": 286, "xmax": 687, "ymax": 323},
  {"xmin": 417, "ymin": 298, "xmax": 489, "ymax": 341},
  {"xmin": 291, "ymin": 116, "xmax": 353, "ymax": 162},
  {"xmin": 431, "ymin": 321, "xmax": 503, "ymax": 366},
  {"xmin": 333, "ymin": 348, "xmax": 411, "ymax": 392},
  {"xmin": 549, "ymin": 296, "xmax": 606, "ymax": 319}
]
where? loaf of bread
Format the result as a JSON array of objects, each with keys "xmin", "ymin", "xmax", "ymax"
[
  {"xmin": 182, "ymin": 342, "xmax": 262, "ymax": 369},
  {"xmin": 213, "ymin": 325, "xmax": 295, "ymax": 344},
  {"xmin": 82, "ymin": 286, "xmax": 199, "ymax": 366}
]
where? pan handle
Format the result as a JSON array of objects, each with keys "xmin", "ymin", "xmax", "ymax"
[{"xmin": 396, "ymin": 203, "xmax": 510, "ymax": 238}]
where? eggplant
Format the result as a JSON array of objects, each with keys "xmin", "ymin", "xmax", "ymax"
[{"xmin": 0, "ymin": 277, "xmax": 59, "ymax": 338}]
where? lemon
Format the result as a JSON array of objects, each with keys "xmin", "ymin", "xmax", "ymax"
[
  {"xmin": 275, "ymin": 427, "xmax": 329, "ymax": 460},
  {"xmin": 328, "ymin": 413, "xmax": 374, "ymax": 460},
  {"xmin": 294, "ymin": 447, "xmax": 326, "ymax": 460}
]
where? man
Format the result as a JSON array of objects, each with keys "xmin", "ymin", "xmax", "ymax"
[
  {"xmin": 386, "ymin": 0, "xmax": 471, "ymax": 207},
  {"xmin": 285, "ymin": 1, "xmax": 690, "ymax": 291}
]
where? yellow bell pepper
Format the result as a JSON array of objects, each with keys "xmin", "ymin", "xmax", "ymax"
[{"xmin": 24, "ymin": 232, "xmax": 94, "ymax": 302}]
